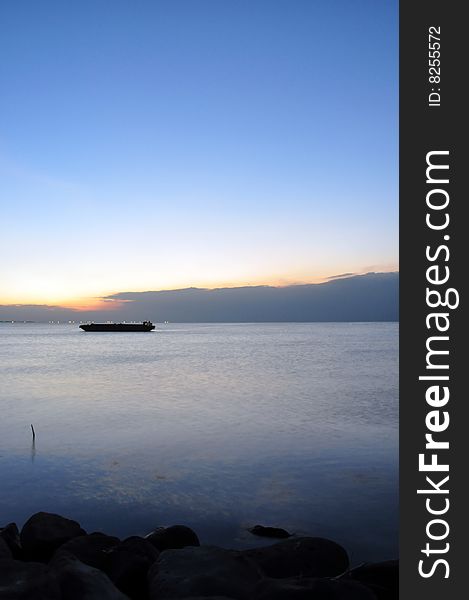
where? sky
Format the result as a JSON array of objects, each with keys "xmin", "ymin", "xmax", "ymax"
[{"xmin": 0, "ymin": 0, "xmax": 398, "ymax": 310}]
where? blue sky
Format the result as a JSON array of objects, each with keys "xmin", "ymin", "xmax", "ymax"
[{"xmin": 0, "ymin": 0, "xmax": 398, "ymax": 308}]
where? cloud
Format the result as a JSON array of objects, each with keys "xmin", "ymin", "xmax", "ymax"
[
  {"xmin": 1, "ymin": 272, "xmax": 399, "ymax": 323},
  {"xmin": 327, "ymin": 272, "xmax": 356, "ymax": 280}
]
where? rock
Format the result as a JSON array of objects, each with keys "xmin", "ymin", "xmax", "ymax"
[
  {"xmin": 148, "ymin": 545, "xmax": 261, "ymax": 599},
  {"xmin": 243, "ymin": 537, "xmax": 349, "ymax": 579},
  {"xmin": 50, "ymin": 552, "xmax": 129, "ymax": 599},
  {"xmin": 0, "ymin": 523, "xmax": 22, "ymax": 559},
  {"xmin": 106, "ymin": 536, "xmax": 159, "ymax": 599},
  {"xmin": 117, "ymin": 535, "xmax": 160, "ymax": 563},
  {"xmin": 54, "ymin": 532, "xmax": 120, "ymax": 571},
  {"xmin": 254, "ymin": 576, "xmax": 378, "ymax": 599},
  {"xmin": 146, "ymin": 525, "xmax": 200, "ymax": 552},
  {"xmin": 20, "ymin": 511, "xmax": 86, "ymax": 561},
  {"xmin": 348, "ymin": 561, "xmax": 399, "ymax": 599},
  {"xmin": 0, "ymin": 558, "xmax": 61, "ymax": 599},
  {"xmin": 248, "ymin": 525, "xmax": 292, "ymax": 539},
  {"xmin": 0, "ymin": 538, "xmax": 12, "ymax": 560}
]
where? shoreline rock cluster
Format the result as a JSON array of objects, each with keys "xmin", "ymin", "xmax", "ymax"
[{"xmin": 0, "ymin": 512, "xmax": 398, "ymax": 599}]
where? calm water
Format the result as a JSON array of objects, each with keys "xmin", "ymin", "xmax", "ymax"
[{"xmin": 0, "ymin": 322, "xmax": 398, "ymax": 562}]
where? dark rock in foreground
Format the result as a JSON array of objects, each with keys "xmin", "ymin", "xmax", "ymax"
[
  {"xmin": 255, "ymin": 576, "xmax": 378, "ymax": 599},
  {"xmin": 1, "ymin": 511, "xmax": 397, "ymax": 599},
  {"xmin": 243, "ymin": 536, "xmax": 349, "ymax": 579},
  {"xmin": 106, "ymin": 536, "xmax": 159, "ymax": 599},
  {"xmin": 146, "ymin": 525, "xmax": 200, "ymax": 552},
  {"xmin": 0, "ymin": 538, "xmax": 12, "ymax": 560},
  {"xmin": 53, "ymin": 533, "xmax": 121, "ymax": 571},
  {"xmin": 0, "ymin": 523, "xmax": 22, "ymax": 559},
  {"xmin": 348, "ymin": 561, "xmax": 399, "ymax": 599},
  {"xmin": 248, "ymin": 525, "xmax": 292, "ymax": 539},
  {"xmin": 148, "ymin": 545, "xmax": 261, "ymax": 599},
  {"xmin": 50, "ymin": 552, "xmax": 128, "ymax": 599},
  {"xmin": 20, "ymin": 512, "xmax": 86, "ymax": 562},
  {"xmin": 0, "ymin": 558, "xmax": 61, "ymax": 599}
]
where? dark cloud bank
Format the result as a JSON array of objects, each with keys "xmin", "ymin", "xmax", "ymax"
[{"xmin": 1, "ymin": 272, "xmax": 398, "ymax": 322}]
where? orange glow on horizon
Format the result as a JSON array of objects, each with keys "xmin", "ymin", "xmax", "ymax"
[{"xmin": 59, "ymin": 298, "xmax": 125, "ymax": 312}]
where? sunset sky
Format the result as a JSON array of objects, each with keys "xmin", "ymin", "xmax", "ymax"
[{"xmin": 0, "ymin": 1, "xmax": 397, "ymax": 310}]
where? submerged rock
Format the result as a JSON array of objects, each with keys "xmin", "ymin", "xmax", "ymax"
[
  {"xmin": 243, "ymin": 537, "xmax": 349, "ymax": 579},
  {"xmin": 50, "ymin": 552, "xmax": 129, "ymax": 599},
  {"xmin": 146, "ymin": 525, "xmax": 200, "ymax": 552},
  {"xmin": 0, "ymin": 558, "xmax": 61, "ymax": 599},
  {"xmin": 20, "ymin": 511, "xmax": 86, "ymax": 562},
  {"xmin": 254, "ymin": 576, "xmax": 378, "ymax": 599},
  {"xmin": 0, "ymin": 523, "xmax": 22, "ymax": 559},
  {"xmin": 54, "ymin": 532, "xmax": 120, "ymax": 571},
  {"xmin": 148, "ymin": 545, "xmax": 261, "ymax": 599},
  {"xmin": 106, "ymin": 536, "xmax": 159, "ymax": 599},
  {"xmin": 248, "ymin": 525, "xmax": 292, "ymax": 539}
]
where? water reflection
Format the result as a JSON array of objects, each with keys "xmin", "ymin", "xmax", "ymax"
[{"xmin": 0, "ymin": 322, "xmax": 399, "ymax": 562}]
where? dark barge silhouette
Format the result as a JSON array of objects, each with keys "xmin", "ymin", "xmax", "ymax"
[{"xmin": 79, "ymin": 321, "xmax": 155, "ymax": 332}]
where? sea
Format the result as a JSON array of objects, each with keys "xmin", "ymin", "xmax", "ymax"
[{"xmin": 0, "ymin": 322, "xmax": 398, "ymax": 563}]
